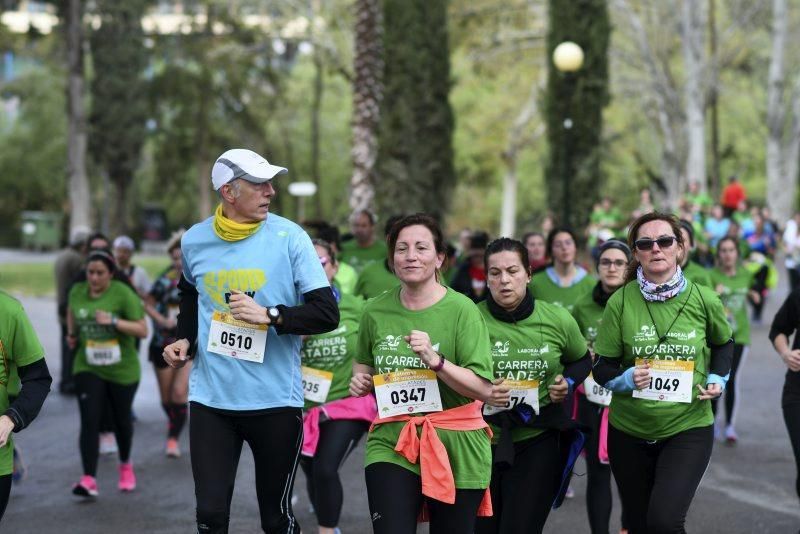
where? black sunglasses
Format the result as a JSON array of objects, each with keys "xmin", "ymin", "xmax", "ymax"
[{"xmin": 634, "ymin": 236, "xmax": 677, "ymax": 251}]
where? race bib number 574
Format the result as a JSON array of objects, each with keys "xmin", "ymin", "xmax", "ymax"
[
  {"xmin": 374, "ymin": 369, "xmax": 443, "ymax": 418},
  {"xmin": 631, "ymin": 358, "xmax": 694, "ymax": 403}
]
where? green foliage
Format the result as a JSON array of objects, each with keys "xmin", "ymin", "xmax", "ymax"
[
  {"xmin": 88, "ymin": 0, "xmax": 152, "ymax": 233},
  {"xmin": 0, "ymin": 67, "xmax": 67, "ymax": 246},
  {"xmin": 545, "ymin": 0, "xmax": 610, "ymax": 230},
  {"xmin": 376, "ymin": 0, "xmax": 456, "ymax": 218}
]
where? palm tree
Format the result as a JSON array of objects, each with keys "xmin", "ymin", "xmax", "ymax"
[{"xmin": 349, "ymin": 0, "xmax": 383, "ymax": 213}]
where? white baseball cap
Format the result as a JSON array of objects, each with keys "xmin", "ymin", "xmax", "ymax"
[{"xmin": 211, "ymin": 149, "xmax": 288, "ymax": 191}]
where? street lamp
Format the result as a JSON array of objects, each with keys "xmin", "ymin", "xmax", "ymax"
[
  {"xmin": 287, "ymin": 181, "xmax": 318, "ymax": 222},
  {"xmin": 552, "ymin": 41, "xmax": 584, "ymax": 228}
]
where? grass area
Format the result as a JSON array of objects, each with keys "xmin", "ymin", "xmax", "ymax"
[{"xmin": 0, "ymin": 257, "xmax": 172, "ymax": 297}]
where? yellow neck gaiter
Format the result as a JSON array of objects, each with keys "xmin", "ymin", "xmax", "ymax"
[{"xmin": 212, "ymin": 204, "xmax": 263, "ymax": 242}]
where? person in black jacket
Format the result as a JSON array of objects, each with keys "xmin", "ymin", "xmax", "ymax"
[{"xmin": 769, "ymin": 289, "xmax": 800, "ymax": 507}]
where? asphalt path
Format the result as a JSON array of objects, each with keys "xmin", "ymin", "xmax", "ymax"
[{"xmin": 1, "ymin": 258, "xmax": 799, "ymax": 532}]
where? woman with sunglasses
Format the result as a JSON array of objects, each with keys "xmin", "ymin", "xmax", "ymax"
[
  {"xmin": 476, "ymin": 238, "xmax": 590, "ymax": 534},
  {"xmin": 709, "ymin": 236, "xmax": 758, "ymax": 444},
  {"xmin": 592, "ymin": 212, "xmax": 733, "ymax": 534},
  {"xmin": 299, "ymin": 239, "xmax": 374, "ymax": 534},
  {"xmin": 529, "ymin": 228, "xmax": 595, "ymax": 313},
  {"xmin": 571, "ymin": 240, "xmax": 631, "ymax": 534}
]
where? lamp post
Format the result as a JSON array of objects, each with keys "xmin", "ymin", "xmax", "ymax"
[
  {"xmin": 287, "ymin": 181, "xmax": 318, "ymax": 222},
  {"xmin": 552, "ymin": 41, "xmax": 584, "ymax": 228}
]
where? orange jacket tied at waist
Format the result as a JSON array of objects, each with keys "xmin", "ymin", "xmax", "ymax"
[{"xmin": 369, "ymin": 400, "xmax": 493, "ymax": 516}]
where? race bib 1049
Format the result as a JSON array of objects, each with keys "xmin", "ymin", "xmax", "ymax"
[
  {"xmin": 632, "ymin": 358, "xmax": 694, "ymax": 403},
  {"xmin": 207, "ymin": 311, "xmax": 268, "ymax": 363},
  {"xmin": 483, "ymin": 379, "xmax": 539, "ymax": 416},
  {"xmin": 373, "ymin": 369, "xmax": 443, "ymax": 418},
  {"xmin": 301, "ymin": 366, "xmax": 334, "ymax": 404}
]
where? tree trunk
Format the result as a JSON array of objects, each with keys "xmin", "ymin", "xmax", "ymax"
[
  {"xmin": 350, "ymin": 0, "xmax": 383, "ymax": 213},
  {"xmin": 113, "ymin": 175, "xmax": 130, "ymax": 235},
  {"xmin": 66, "ymin": 0, "xmax": 91, "ymax": 235},
  {"xmin": 310, "ymin": 45, "xmax": 324, "ymax": 219},
  {"xmin": 682, "ymin": 0, "xmax": 707, "ymax": 194},
  {"xmin": 766, "ymin": 0, "xmax": 798, "ymax": 223}
]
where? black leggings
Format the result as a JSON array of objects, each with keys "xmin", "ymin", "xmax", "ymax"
[
  {"xmin": 299, "ymin": 419, "xmax": 368, "ymax": 528},
  {"xmin": 474, "ymin": 431, "xmax": 560, "ymax": 534},
  {"xmin": 609, "ymin": 424, "xmax": 713, "ymax": 534},
  {"xmin": 365, "ymin": 462, "xmax": 485, "ymax": 534},
  {"xmin": 74, "ymin": 372, "xmax": 138, "ymax": 476},
  {"xmin": 190, "ymin": 402, "xmax": 303, "ymax": 534},
  {"xmin": 0, "ymin": 474, "xmax": 10, "ymax": 522},
  {"xmin": 712, "ymin": 344, "xmax": 747, "ymax": 426},
  {"xmin": 783, "ymin": 377, "xmax": 800, "ymax": 502},
  {"xmin": 577, "ymin": 395, "xmax": 626, "ymax": 534}
]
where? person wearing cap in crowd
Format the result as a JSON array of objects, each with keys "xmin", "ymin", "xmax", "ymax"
[
  {"xmin": 679, "ymin": 220, "xmax": 713, "ymax": 288},
  {"xmin": 571, "ymin": 240, "xmax": 632, "ymax": 534},
  {"xmin": 112, "ymin": 236, "xmax": 152, "ymax": 299},
  {"xmin": 54, "ymin": 227, "xmax": 90, "ymax": 395},
  {"xmin": 162, "ymin": 148, "xmax": 338, "ymax": 534},
  {"xmin": 339, "ymin": 209, "xmax": 387, "ymax": 275}
]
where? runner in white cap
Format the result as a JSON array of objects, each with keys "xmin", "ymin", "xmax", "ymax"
[{"xmin": 163, "ymin": 148, "xmax": 338, "ymax": 534}]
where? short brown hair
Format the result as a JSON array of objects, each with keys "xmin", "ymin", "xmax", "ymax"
[
  {"xmin": 386, "ymin": 213, "xmax": 445, "ymax": 278},
  {"xmin": 625, "ymin": 212, "xmax": 685, "ymax": 283}
]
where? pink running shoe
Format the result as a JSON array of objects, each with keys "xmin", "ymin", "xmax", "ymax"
[
  {"xmin": 72, "ymin": 475, "xmax": 98, "ymax": 498},
  {"xmin": 165, "ymin": 437, "xmax": 181, "ymax": 458},
  {"xmin": 118, "ymin": 462, "xmax": 136, "ymax": 492}
]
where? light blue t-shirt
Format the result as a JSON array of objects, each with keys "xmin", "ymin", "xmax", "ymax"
[{"xmin": 182, "ymin": 213, "xmax": 329, "ymax": 410}]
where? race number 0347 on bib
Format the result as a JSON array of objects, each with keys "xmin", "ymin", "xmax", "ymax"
[
  {"xmin": 207, "ymin": 311, "xmax": 268, "ymax": 363},
  {"xmin": 483, "ymin": 379, "xmax": 539, "ymax": 416},
  {"xmin": 631, "ymin": 358, "xmax": 694, "ymax": 403},
  {"xmin": 374, "ymin": 369, "xmax": 443, "ymax": 418}
]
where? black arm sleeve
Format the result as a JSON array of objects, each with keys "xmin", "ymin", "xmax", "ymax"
[
  {"xmin": 592, "ymin": 355, "xmax": 624, "ymax": 386},
  {"xmin": 274, "ymin": 287, "xmax": 339, "ymax": 336},
  {"xmin": 770, "ymin": 290, "xmax": 800, "ymax": 346},
  {"xmin": 176, "ymin": 274, "xmax": 199, "ymax": 351},
  {"xmin": 5, "ymin": 358, "xmax": 52, "ymax": 432},
  {"xmin": 561, "ymin": 351, "xmax": 592, "ymax": 385},
  {"xmin": 709, "ymin": 339, "xmax": 734, "ymax": 377}
]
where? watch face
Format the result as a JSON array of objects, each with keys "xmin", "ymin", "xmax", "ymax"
[{"xmin": 268, "ymin": 307, "xmax": 279, "ymax": 319}]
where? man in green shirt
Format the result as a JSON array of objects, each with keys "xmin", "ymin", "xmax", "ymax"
[
  {"xmin": 0, "ymin": 291, "xmax": 52, "ymax": 519},
  {"xmin": 339, "ymin": 209, "xmax": 388, "ymax": 274}
]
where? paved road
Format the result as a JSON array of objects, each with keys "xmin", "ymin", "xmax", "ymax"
[{"xmin": 2, "ymin": 287, "xmax": 799, "ymax": 532}]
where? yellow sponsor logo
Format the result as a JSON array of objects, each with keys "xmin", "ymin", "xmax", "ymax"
[{"xmin": 202, "ymin": 269, "xmax": 267, "ymax": 309}]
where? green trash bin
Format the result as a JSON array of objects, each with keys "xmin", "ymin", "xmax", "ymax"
[{"xmin": 20, "ymin": 211, "xmax": 62, "ymax": 251}]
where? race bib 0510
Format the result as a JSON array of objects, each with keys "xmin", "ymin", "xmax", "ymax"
[{"xmin": 207, "ymin": 311, "xmax": 268, "ymax": 363}]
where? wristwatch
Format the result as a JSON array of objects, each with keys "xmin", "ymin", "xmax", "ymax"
[
  {"xmin": 111, "ymin": 315, "xmax": 118, "ymax": 328},
  {"xmin": 267, "ymin": 306, "xmax": 281, "ymax": 324}
]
